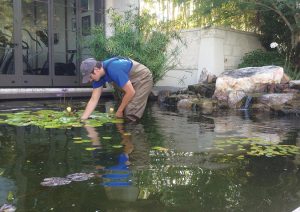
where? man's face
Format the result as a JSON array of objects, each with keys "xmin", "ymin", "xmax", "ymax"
[{"xmin": 89, "ymin": 67, "xmax": 104, "ymax": 82}]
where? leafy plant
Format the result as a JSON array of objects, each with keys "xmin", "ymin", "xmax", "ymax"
[
  {"xmin": 238, "ymin": 49, "xmax": 285, "ymax": 68},
  {"xmin": 86, "ymin": 8, "xmax": 184, "ymax": 84}
]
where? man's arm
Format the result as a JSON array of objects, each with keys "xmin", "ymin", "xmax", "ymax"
[
  {"xmin": 81, "ymin": 87, "xmax": 102, "ymax": 120},
  {"xmin": 116, "ymin": 81, "xmax": 135, "ymax": 118}
]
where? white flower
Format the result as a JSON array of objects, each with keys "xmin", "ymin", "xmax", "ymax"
[
  {"xmin": 270, "ymin": 42, "xmax": 278, "ymax": 48},
  {"xmin": 66, "ymin": 107, "xmax": 72, "ymax": 113}
]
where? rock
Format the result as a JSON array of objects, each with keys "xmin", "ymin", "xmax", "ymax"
[
  {"xmin": 188, "ymin": 83, "xmax": 215, "ymax": 98},
  {"xmin": 0, "ymin": 204, "xmax": 16, "ymax": 212},
  {"xmin": 228, "ymin": 90, "xmax": 246, "ymax": 108},
  {"xmin": 193, "ymin": 98, "xmax": 216, "ymax": 114},
  {"xmin": 66, "ymin": 172, "xmax": 95, "ymax": 182},
  {"xmin": 207, "ymin": 74, "xmax": 217, "ymax": 83},
  {"xmin": 258, "ymin": 93, "xmax": 295, "ymax": 106},
  {"xmin": 198, "ymin": 68, "xmax": 217, "ymax": 83},
  {"xmin": 280, "ymin": 73, "xmax": 290, "ymax": 84},
  {"xmin": 289, "ymin": 80, "xmax": 300, "ymax": 89},
  {"xmin": 177, "ymin": 99, "xmax": 193, "ymax": 109},
  {"xmin": 40, "ymin": 177, "xmax": 72, "ymax": 187},
  {"xmin": 256, "ymin": 93, "xmax": 300, "ymax": 115},
  {"xmin": 213, "ymin": 66, "xmax": 285, "ymax": 108}
]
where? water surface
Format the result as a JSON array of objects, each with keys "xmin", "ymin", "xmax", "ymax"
[{"xmin": 0, "ymin": 99, "xmax": 300, "ymax": 212}]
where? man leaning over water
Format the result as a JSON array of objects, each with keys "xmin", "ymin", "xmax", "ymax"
[{"xmin": 80, "ymin": 57, "xmax": 153, "ymax": 122}]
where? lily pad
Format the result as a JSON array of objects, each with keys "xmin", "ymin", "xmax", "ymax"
[
  {"xmin": 112, "ymin": 145, "xmax": 123, "ymax": 148},
  {"xmin": 85, "ymin": 147, "xmax": 96, "ymax": 151},
  {"xmin": 0, "ymin": 110, "xmax": 121, "ymax": 129},
  {"xmin": 152, "ymin": 146, "xmax": 168, "ymax": 151},
  {"xmin": 214, "ymin": 137, "xmax": 300, "ymax": 158}
]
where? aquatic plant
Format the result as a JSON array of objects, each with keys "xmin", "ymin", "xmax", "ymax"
[
  {"xmin": 214, "ymin": 137, "xmax": 300, "ymax": 158},
  {"xmin": 0, "ymin": 110, "xmax": 123, "ymax": 129}
]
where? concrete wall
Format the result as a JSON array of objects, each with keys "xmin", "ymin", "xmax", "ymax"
[
  {"xmin": 156, "ymin": 27, "xmax": 263, "ymax": 87},
  {"xmin": 105, "ymin": 0, "xmax": 139, "ymax": 37}
]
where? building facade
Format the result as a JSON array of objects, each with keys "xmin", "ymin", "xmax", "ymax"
[
  {"xmin": 0, "ymin": 0, "xmax": 136, "ymax": 88},
  {"xmin": 0, "ymin": 0, "xmax": 262, "ymax": 90}
]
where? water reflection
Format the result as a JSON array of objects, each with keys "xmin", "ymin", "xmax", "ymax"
[{"xmin": 84, "ymin": 123, "xmax": 139, "ymax": 202}]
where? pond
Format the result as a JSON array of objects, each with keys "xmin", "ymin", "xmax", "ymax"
[{"xmin": 0, "ymin": 99, "xmax": 300, "ymax": 212}]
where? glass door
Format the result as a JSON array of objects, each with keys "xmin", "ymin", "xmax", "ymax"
[
  {"xmin": 0, "ymin": 0, "xmax": 18, "ymax": 86},
  {"xmin": 52, "ymin": 0, "xmax": 80, "ymax": 86},
  {"xmin": 20, "ymin": 0, "xmax": 51, "ymax": 86}
]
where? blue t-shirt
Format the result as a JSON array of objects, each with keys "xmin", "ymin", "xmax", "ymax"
[{"xmin": 92, "ymin": 57, "xmax": 133, "ymax": 89}]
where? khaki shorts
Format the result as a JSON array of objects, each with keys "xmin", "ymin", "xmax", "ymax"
[{"xmin": 124, "ymin": 59, "xmax": 153, "ymax": 121}]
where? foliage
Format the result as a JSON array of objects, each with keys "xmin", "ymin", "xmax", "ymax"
[
  {"xmin": 141, "ymin": 0, "xmax": 257, "ymax": 31},
  {"xmin": 238, "ymin": 49, "xmax": 285, "ymax": 68},
  {"xmin": 214, "ymin": 137, "xmax": 300, "ymax": 157},
  {"xmin": 0, "ymin": 110, "xmax": 123, "ymax": 129},
  {"xmin": 86, "ymin": 8, "xmax": 184, "ymax": 84}
]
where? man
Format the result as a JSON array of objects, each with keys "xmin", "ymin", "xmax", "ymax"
[{"xmin": 80, "ymin": 57, "xmax": 153, "ymax": 121}]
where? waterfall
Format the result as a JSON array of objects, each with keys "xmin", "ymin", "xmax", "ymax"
[{"xmin": 243, "ymin": 96, "xmax": 253, "ymax": 110}]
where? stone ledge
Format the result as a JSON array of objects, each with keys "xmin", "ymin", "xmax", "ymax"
[{"xmin": 0, "ymin": 88, "xmax": 113, "ymax": 99}]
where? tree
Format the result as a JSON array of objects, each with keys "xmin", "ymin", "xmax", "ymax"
[{"xmin": 192, "ymin": 0, "xmax": 299, "ymax": 73}]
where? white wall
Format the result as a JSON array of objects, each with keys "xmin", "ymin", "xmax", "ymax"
[
  {"xmin": 157, "ymin": 26, "xmax": 263, "ymax": 88},
  {"xmin": 105, "ymin": 0, "xmax": 139, "ymax": 37}
]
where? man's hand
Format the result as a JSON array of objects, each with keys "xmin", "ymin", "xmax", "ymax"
[{"xmin": 115, "ymin": 110, "xmax": 124, "ymax": 118}]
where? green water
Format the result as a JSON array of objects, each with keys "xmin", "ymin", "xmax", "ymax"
[{"xmin": 0, "ymin": 99, "xmax": 300, "ymax": 212}]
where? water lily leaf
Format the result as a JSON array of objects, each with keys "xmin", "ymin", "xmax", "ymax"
[
  {"xmin": 237, "ymin": 155, "xmax": 245, "ymax": 160},
  {"xmin": 85, "ymin": 147, "xmax": 96, "ymax": 151},
  {"xmin": 123, "ymin": 132, "xmax": 131, "ymax": 136},
  {"xmin": 7, "ymin": 191, "xmax": 14, "ymax": 201},
  {"xmin": 0, "ymin": 110, "xmax": 122, "ymax": 129},
  {"xmin": 152, "ymin": 146, "xmax": 168, "ymax": 151}
]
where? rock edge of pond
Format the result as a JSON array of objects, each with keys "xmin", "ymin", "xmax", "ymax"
[{"xmin": 150, "ymin": 66, "xmax": 300, "ymax": 116}]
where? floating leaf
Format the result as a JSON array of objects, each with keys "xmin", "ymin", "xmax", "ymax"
[
  {"xmin": 72, "ymin": 137, "xmax": 82, "ymax": 140},
  {"xmin": 0, "ymin": 168, "xmax": 4, "ymax": 176},
  {"xmin": 7, "ymin": 191, "xmax": 14, "ymax": 201},
  {"xmin": 152, "ymin": 146, "xmax": 168, "ymax": 151},
  {"xmin": 237, "ymin": 155, "xmax": 245, "ymax": 160},
  {"xmin": 123, "ymin": 132, "xmax": 131, "ymax": 136},
  {"xmin": 214, "ymin": 137, "xmax": 300, "ymax": 157},
  {"xmin": 102, "ymin": 137, "xmax": 112, "ymax": 140},
  {"xmin": 85, "ymin": 147, "xmax": 96, "ymax": 151},
  {"xmin": 0, "ymin": 110, "xmax": 122, "ymax": 129},
  {"xmin": 112, "ymin": 145, "xmax": 123, "ymax": 148}
]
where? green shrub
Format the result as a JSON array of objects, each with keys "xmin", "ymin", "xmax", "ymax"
[
  {"xmin": 238, "ymin": 49, "xmax": 285, "ymax": 68},
  {"xmin": 86, "ymin": 8, "xmax": 184, "ymax": 85}
]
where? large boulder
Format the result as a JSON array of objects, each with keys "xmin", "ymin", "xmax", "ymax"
[{"xmin": 213, "ymin": 66, "xmax": 285, "ymax": 108}]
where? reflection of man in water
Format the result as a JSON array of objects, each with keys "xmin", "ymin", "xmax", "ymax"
[{"xmin": 84, "ymin": 123, "xmax": 139, "ymax": 202}]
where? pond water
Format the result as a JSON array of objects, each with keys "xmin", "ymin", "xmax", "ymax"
[{"xmin": 0, "ymin": 99, "xmax": 300, "ymax": 212}]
